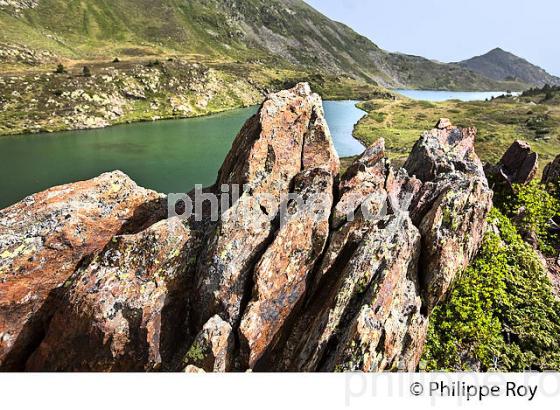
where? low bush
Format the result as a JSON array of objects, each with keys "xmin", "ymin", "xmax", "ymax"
[{"xmin": 423, "ymin": 208, "xmax": 560, "ymax": 371}]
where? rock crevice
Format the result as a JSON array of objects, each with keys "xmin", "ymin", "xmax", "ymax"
[{"xmin": 0, "ymin": 88, "xmax": 492, "ymax": 372}]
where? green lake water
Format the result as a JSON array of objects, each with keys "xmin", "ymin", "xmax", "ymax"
[{"xmin": 0, "ymin": 101, "xmax": 366, "ymax": 209}]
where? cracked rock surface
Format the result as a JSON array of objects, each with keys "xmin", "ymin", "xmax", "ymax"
[{"xmin": 0, "ymin": 84, "xmax": 492, "ymax": 372}]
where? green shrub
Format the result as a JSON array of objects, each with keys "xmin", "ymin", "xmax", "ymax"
[
  {"xmin": 423, "ymin": 208, "xmax": 560, "ymax": 371},
  {"xmin": 504, "ymin": 180, "xmax": 560, "ymax": 254}
]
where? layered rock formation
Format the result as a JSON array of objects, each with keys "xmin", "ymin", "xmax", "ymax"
[
  {"xmin": 0, "ymin": 171, "xmax": 165, "ymax": 370},
  {"xmin": 26, "ymin": 217, "xmax": 198, "ymax": 371},
  {"xmin": 0, "ymin": 85, "xmax": 493, "ymax": 372}
]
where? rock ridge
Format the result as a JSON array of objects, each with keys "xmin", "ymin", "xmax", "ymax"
[{"xmin": 0, "ymin": 87, "xmax": 492, "ymax": 372}]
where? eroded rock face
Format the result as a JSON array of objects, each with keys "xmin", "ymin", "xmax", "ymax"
[
  {"xmin": 323, "ymin": 216, "xmax": 425, "ymax": 372},
  {"xmin": 239, "ymin": 168, "xmax": 334, "ymax": 369},
  {"xmin": 192, "ymin": 83, "xmax": 339, "ymax": 330},
  {"xmin": 404, "ymin": 120, "xmax": 493, "ymax": 312},
  {"xmin": 415, "ymin": 175, "xmax": 492, "ymax": 311},
  {"xmin": 276, "ymin": 213, "xmax": 424, "ymax": 372},
  {"xmin": 0, "ymin": 87, "xmax": 493, "ymax": 373},
  {"xmin": 275, "ymin": 119, "xmax": 490, "ymax": 372},
  {"xmin": 332, "ymin": 139, "xmax": 388, "ymax": 229},
  {"xmin": 216, "ymin": 82, "xmax": 337, "ymax": 214},
  {"xmin": 269, "ymin": 139, "xmax": 424, "ymax": 372},
  {"xmin": 26, "ymin": 218, "xmax": 198, "ymax": 371},
  {"xmin": 404, "ymin": 123, "xmax": 485, "ymax": 183},
  {"xmin": 485, "ymin": 140, "xmax": 539, "ymax": 187},
  {"xmin": 0, "ymin": 171, "xmax": 165, "ymax": 370}
]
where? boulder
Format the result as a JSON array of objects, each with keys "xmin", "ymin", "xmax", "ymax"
[
  {"xmin": 182, "ymin": 315, "xmax": 234, "ymax": 372},
  {"xmin": 26, "ymin": 217, "xmax": 198, "ymax": 371},
  {"xmin": 436, "ymin": 118, "xmax": 452, "ymax": 129},
  {"xmin": 543, "ymin": 154, "xmax": 560, "ymax": 186},
  {"xmin": 404, "ymin": 119, "xmax": 484, "ymax": 183},
  {"xmin": 0, "ymin": 171, "xmax": 165, "ymax": 370},
  {"xmin": 486, "ymin": 140, "xmax": 539, "ymax": 186}
]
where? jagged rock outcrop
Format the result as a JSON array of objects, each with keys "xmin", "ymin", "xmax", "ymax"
[
  {"xmin": 270, "ymin": 120, "xmax": 491, "ymax": 371},
  {"xmin": 404, "ymin": 120, "xmax": 493, "ymax": 312},
  {"xmin": 273, "ymin": 211, "xmax": 425, "ymax": 372},
  {"xmin": 485, "ymin": 140, "xmax": 539, "ymax": 187},
  {"xmin": 239, "ymin": 168, "xmax": 334, "ymax": 369},
  {"xmin": 0, "ymin": 171, "xmax": 165, "ymax": 370},
  {"xmin": 0, "ymin": 86, "xmax": 493, "ymax": 373},
  {"xmin": 192, "ymin": 83, "xmax": 339, "ymax": 332},
  {"xmin": 26, "ymin": 218, "xmax": 198, "ymax": 371},
  {"xmin": 332, "ymin": 139, "xmax": 388, "ymax": 229}
]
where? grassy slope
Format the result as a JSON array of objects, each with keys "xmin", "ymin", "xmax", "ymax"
[
  {"xmin": 354, "ymin": 91, "xmax": 560, "ymax": 169},
  {"xmin": 0, "ymin": 0, "xmax": 526, "ymax": 91}
]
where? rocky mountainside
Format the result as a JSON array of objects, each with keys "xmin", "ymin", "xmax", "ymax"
[
  {"xmin": 0, "ymin": 84, "xmax": 496, "ymax": 371},
  {"xmin": 0, "ymin": 0, "xmax": 522, "ymax": 91},
  {"xmin": 458, "ymin": 48, "xmax": 560, "ymax": 87}
]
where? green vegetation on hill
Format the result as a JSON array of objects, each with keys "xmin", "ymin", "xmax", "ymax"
[
  {"xmin": 354, "ymin": 89, "xmax": 560, "ymax": 169},
  {"xmin": 424, "ymin": 202, "xmax": 560, "ymax": 371},
  {"xmin": 0, "ymin": 0, "xmax": 526, "ymax": 91},
  {"xmin": 0, "ymin": 57, "xmax": 394, "ymax": 136}
]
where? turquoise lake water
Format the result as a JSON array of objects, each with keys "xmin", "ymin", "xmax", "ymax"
[
  {"xmin": 0, "ymin": 90, "xmax": 507, "ymax": 209},
  {"xmin": 394, "ymin": 89, "xmax": 514, "ymax": 102},
  {"xmin": 0, "ymin": 101, "xmax": 365, "ymax": 209}
]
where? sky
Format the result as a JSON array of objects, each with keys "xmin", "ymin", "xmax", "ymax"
[{"xmin": 304, "ymin": 0, "xmax": 560, "ymax": 76}]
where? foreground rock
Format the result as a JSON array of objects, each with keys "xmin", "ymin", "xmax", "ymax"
[
  {"xmin": 182, "ymin": 315, "xmax": 234, "ymax": 372},
  {"xmin": 192, "ymin": 83, "xmax": 339, "ymax": 331},
  {"xmin": 0, "ymin": 88, "xmax": 493, "ymax": 373},
  {"xmin": 26, "ymin": 218, "xmax": 197, "ymax": 371},
  {"xmin": 239, "ymin": 168, "xmax": 334, "ymax": 369},
  {"xmin": 0, "ymin": 171, "xmax": 165, "ymax": 370},
  {"xmin": 485, "ymin": 140, "xmax": 539, "ymax": 187},
  {"xmin": 270, "ymin": 121, "xmax": 491, "ymax": 372},
  {"xmin": 404, "ymin": 120, "xmax": 492, "ymax": 312},
  {"xmin": 275, "ymin": 212, "xmax": 425, "ymax": 372}
]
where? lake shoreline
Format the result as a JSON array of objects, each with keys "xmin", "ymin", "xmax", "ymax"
[
  {"xmin": 0, "ymin": 101, "xmax": 367, "ymax": 209},
  {"xmin": 0, "ymin": 84, "xmax": 513, "ymax": 139}
]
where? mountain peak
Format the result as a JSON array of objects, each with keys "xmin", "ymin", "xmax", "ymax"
[
  {"xmin": 459, "ymin": 48, "xmax": 560, "ymax": 87},
  {"xmin": 488, "ymin": 47, "xmax": 507, "ymax": 54}
]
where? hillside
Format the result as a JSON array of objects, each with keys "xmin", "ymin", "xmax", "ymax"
[
  {"xmin": 458, "ymin": 48, "xmax": 560, "ymax": 87},
  {"xmin": 354, "ymin": 87, "xmax": 560, "ymax": 167},
  {"xmin": 0, "ymin": 0, "xmax": 523, "ymax": 91}
]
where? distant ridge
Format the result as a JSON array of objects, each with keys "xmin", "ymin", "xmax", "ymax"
[
  {"xmin": 0, "ymin": 0, "xmax": 526, "ymax": 91},
  {"xmin": 458, "ymin": 48, "xmax": 560, "ymax": 87}
]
